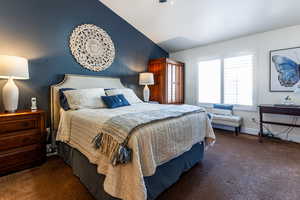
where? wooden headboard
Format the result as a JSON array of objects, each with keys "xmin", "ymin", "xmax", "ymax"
[{"xmin": 50, "ymin": 74, "xmax": 125, "ymax": 133}]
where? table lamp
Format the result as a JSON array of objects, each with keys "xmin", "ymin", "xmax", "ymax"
[
  {"xmin": 139, "ymin": 72, "xmax": 154, "ymax": 102},
  {"xmin": 0, "ymin": 55, "xmax": 29, "ymax": 112}
]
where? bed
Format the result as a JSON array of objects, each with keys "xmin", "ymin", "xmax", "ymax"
[{"xmin": 50, "ymin": 74, "xmax": 215, "ymax": 200}]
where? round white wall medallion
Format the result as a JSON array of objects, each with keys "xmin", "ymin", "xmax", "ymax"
[{"xmin": 69, "ymin": 24, "xmax": 115, "ymax": 72}]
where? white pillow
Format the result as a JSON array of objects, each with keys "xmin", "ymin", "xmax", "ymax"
[
  {"xmin": 63, "ymin": 88, "xmax": 106, "ymax": 110},
  {"xmin": 211, "ymin": 108, "xmax": 233, "ymax": 116},
  {"xmin": 105, "ymin": 88, "xmax": 143, "ymax": 104}
]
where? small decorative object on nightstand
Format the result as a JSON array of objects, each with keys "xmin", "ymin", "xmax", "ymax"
[
  {"xmin": 0, "ymin": 110, "xmax": 46, "ymax": 175},
  {"xmin": 139, "ymin": 72, "xmax": 154, "ymax": 102},
  {"xmin": 0, "ymin": 55, "xmax": 29, "ymax": 112},
  {"xmin": 31, "ymin": 97, "xmax": 37, "ymax": 111}
]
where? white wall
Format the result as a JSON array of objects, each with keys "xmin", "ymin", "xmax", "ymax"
[{"xmin": 170, "ymin": 25, "xmax": 300, "ymax": 143}]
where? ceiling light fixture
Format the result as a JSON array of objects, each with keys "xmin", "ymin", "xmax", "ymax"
[{"xmin": 159, "ymin": 0, "xmax": 174, "ymax": 5}]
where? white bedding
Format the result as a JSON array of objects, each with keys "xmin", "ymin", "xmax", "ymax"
[{"xmin": 56, "ymin": 103, "xmax": 215, "ymax": 200}]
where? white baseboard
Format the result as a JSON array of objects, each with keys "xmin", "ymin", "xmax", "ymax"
[
  {"xmin": 241, "ymin": 127, "xmax": 258, "ymax": 135},
  {"xmin": 213, "ymin": 125, "xmax": 300, "ymax": 143},
  {"xmin": 213, "ymin": 124, "xmax": 258, "ymax": 135},
  {"xmin": 239, "ymin": 127, "xmax": 300, "ymax": 143}
]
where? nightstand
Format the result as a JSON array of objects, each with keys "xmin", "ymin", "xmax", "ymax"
[{"xmin": 0, "ymin": 110, "xmax": 46, "ymax": 175}]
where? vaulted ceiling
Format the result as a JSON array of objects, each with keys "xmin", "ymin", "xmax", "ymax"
[{"xmin": 100, "ymin": 0, "xmax": 300, "ymax": 52}]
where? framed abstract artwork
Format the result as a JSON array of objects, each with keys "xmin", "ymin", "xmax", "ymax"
[{"xmin": 270, "ymin": 47, "xmax": 300, "ymax": 92}]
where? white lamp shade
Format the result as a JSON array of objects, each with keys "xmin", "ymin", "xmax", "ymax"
[
  {"xmin": 0, "ymin": 55, "xmax": 29, "ymax": 79},
  {"xmin": 139, "ymin": 73, "xmax": 154, "ymax": 85}
]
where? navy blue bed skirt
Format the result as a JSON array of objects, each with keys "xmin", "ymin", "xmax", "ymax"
[{"xmin": 58, "ymin": 142, "xmax": 204, "ymax": 200}]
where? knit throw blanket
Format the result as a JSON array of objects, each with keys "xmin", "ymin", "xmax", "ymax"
[{"xmin": 92, "ymin": 105, "xmax": 205, "ymax": 166}]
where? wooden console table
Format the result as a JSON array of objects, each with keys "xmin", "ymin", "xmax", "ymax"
[{"xmin": 258, "ymin": 105, "xmax": 300, "ymax": 142}]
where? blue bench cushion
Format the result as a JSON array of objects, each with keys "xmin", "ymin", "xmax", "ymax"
[{"xmin": 213, "ymin": 104, "xmax": 233, "ymax": 110}]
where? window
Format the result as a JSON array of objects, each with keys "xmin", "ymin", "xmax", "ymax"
[
  {"xmin": 198, "ymin": 55, "xmax": 254, "ymax": 106},
  {"xmin": 198, "ymin": 59, "xmax": 221, "ymax": 104}
]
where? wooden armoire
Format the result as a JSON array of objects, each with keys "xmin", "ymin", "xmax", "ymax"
[{"xmin": 148, "ymin": 58, "xmax": 184, "ymax": 104}]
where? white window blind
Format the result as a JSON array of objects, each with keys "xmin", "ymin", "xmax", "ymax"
[
  {"xmin": 198, "ymin": 59, "xmax": 221, "ymax": 104},
  {"xmin": 224, "ymin": 55, "xmax": 253, "ymax": 106},
  {"xmin": 198, "ymin": 55, "xmax": 254, "ymax": 106}
]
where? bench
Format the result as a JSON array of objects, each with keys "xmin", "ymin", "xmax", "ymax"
[{"xmin": 209, "ymin": 104, "xmax": 242, "ymax": 136}]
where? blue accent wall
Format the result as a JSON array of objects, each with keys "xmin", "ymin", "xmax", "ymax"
[{"xmin": 0, "ymin": 0, "xmax": 168, "ymax": 120}]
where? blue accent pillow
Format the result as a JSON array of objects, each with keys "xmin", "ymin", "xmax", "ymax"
[
  {"xmin": 59, "ymin": 88, "xmax": 75, "ymax": 111},
  {"xmin": 213, "ymin": 104, "xmax": 233, "ymax": 110},
  {"xmin": 101, "ymin": 94, "xmax": 130, "ymax": 108}
]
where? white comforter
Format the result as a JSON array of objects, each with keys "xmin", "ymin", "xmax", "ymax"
[{"xmin": 56, "ymin": 103, "xmax": 215, "ymax": 200}]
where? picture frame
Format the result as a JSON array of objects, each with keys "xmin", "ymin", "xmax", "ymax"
[{"xmin": 269, "ymin": 46, "xmax": 300, "ymax": 92}]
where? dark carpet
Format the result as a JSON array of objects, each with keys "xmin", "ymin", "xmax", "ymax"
[
  {"xmin": 158, "ymin": 131, "xmax": 300, "ymax": 200},
  {"xmin": 1, "ymin": 130, "xmax": 300, "ymax": 200}
]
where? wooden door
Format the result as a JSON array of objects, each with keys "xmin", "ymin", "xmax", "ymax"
[
  {"xmin": 175, "ymin": 64, "xmax": 184, "ymax": 104},
  {"xmin": 166, "ymin": 63, "xmax": 184, "ymax": 104}
]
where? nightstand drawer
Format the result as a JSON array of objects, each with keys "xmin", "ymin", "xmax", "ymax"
[
  {"xmin": 0, "ymin": 129, "xmax": 41, "ymax": 151},
  {"xmin": 0, "ymin": 144, "xmax": 43, "ymax": 175},
  {"xmin": 0, "ymin": 110, "xmax": 46, "ymax": 175},
  {"xmin": 0, "ymin": 118, "xmax": 37, "ymax": 134}
]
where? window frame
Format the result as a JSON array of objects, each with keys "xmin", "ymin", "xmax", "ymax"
[{"xmin": 197, "ymin": 53, "xmax": 257, "ymax": 111}]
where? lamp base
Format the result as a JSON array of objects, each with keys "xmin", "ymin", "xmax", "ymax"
[
  {"xmin": 2, "ymin": 77, "xmax": 19, "ymax": 112},
  {"xmin": 143, "ymin": 85, "xmax": 150, "ymax": 102}
]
